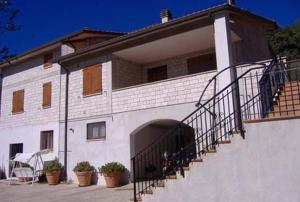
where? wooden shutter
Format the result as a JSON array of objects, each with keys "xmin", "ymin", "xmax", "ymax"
[
  {"xmin": 12, "ymin": 90, "xmax": 24, "ymax": 113},
  {"xmin": 83, "ymin": 64, "xmax": 102, "ymax": 95},
  {"xmin": 43, "ymin": 82, "xmax": 52, "ymax": 108}
]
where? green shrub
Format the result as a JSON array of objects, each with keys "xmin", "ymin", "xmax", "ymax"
[
  {"xmin": 43, "ymin": 159, "xmax": 63, "ymax": 173},
  {"xmin": 73, "ymin": 161, "xmax": 93, "ymax": 172},
  {"xmin": 99, "ymin": 162, "xmax": 126, "ymax": 175}
]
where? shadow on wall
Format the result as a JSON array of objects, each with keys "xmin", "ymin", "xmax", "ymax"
[{"xmin": 0, "ymin": 164, "xmax": 7, "ymax": 179}]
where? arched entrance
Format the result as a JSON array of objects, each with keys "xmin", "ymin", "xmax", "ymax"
[{"xmin": 130, "ymin": 119, "xmax": 196, "ymax": 180}]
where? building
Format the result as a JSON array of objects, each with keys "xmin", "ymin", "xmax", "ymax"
[{"xmin": 0, "ymin": 3, "xmax": 279, "ymax": 187}]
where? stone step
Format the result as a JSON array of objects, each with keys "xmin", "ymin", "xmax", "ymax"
[
  {"xmin": 267, "ymin": 110, "xmax": 300, "ymax": 118},
  {"xmin": 217, "ymin": 140, "xmax": 231, "ymax": 144},
  {"xmin": 273, "ymin": 104, "xmax": 300, "ymax": 112},
  {"xmin": 130, "ymin": 196, "xmax": 142, "ymax": 202},
  {"xmin": 153, "ymin": 181, "xmax": 165, "ymax": 188},
  {"xmin": 203, "ymin": 149, "xmax": 217, "ymax": 154},
  {"xmin": 274, "ymin": 99, "xmax": 300, "ymax": 106},
  {"xmin": 191, "ymin": 158, "xmax": 203, "ymax": 163},
  {"xmin": 165, "ymin": 175, "xmax": 177, "ymax": 180},
  {"xmin": 144, "ymin": 190, "xmax": 153, "ymax": 195}
]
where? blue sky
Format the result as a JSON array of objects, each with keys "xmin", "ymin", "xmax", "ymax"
[{"xmin": 1, "ymin": 0, "xmax": 300, "ymax": 55}]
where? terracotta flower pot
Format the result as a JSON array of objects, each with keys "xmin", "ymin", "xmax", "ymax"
[
  {"xmin": 76, "ymin": 171, "xmax": 92, "ymax": 187},
  {"xmin": 104, "ymin": 172, "xmax": 122, "ymax": 188},
  {"xmin": 46, "ymin": 171, "xmax": 61, "ymax": 185}
]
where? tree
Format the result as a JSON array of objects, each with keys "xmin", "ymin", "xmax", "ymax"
[
  {"xmin": 269, "ymin": 20, "xmax": 300, "ymax": 60},
  {"xmin": 0, "ymin": 0, "xmax": 20, "ymax": 60}
]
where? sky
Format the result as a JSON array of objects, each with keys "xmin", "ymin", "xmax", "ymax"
[{"xmin": 1, "ymin": 0, "xmax": 300, "ymax": 55}]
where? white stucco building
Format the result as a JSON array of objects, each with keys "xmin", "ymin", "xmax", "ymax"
[{"xmin": 0, "ymin": 3, "xmax": 277, "ymax": 183}]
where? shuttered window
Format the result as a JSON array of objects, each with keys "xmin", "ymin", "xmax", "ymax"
[
  {"xmin": 42, "ymin": 82, "xmax": 52, "ymax": 108},
  {"xmin": 43, "ymin": 53, "xmax": 53, "ymax": 68},
  {"xmin": 12, "ymin": 90, "xmax": 24, "ymax": 114},
  {"xmin": 40, "ymin": 131, "xmax": 53, "ymax": 150},
  {"xmin": 147, "ymin": 65, "xmax": 168, "ymax": 83},
  {"xmin": 83, "ymin": 64, "xmax": 102, "ymax": 96}
]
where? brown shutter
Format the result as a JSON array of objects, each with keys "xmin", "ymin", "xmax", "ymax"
[
  {"xmin": 92, "ymin": 64, "xmax": 102, "ymax": 93},
  {"xmin": 43, "ymin": 82, "xmax": 52, "ymax": 108},
  {"xmin": 83, "ymin": 64, "xmax": 102, "ymax": 95},
  {"xmin": 12, "ymin": 90, "xmax": 24, "ymax": 113}
]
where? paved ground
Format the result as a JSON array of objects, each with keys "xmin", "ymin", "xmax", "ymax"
[{"xmin": 0, "ymin": 180, "xmax": 133, "ymax": 202}]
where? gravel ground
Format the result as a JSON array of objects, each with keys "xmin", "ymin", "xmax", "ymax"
[{"xmin": 0, "ymin": 180, "xmax": 133, "ymax": 202}]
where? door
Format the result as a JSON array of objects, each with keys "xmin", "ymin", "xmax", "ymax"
[{"xmin": 9, "ymin": 143, "xmax": 23, "ymax": 175}]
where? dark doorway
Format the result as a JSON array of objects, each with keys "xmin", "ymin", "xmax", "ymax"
[{"xmin": 9, "ymin": 143, "xmax": 23, "ymax": 175}]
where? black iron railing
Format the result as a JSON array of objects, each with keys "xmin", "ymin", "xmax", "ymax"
[{"xmin": 131, "ymin": 59, "xmax": 300, "ymax": 201}]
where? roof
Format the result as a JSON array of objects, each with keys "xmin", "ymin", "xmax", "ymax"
[
  {"xmin": 0, "ymin": 28, "xmax": 125, "ymax": 68},
  {"xmin": 1, "ymin": 3, "xmax": 277, "ymax": 68},
  {"xmin": 58, "ymin": 3, "xmax": 277, "ymax": 64}
]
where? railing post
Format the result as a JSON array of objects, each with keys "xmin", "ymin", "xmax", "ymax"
[
  {"xmin": 132, "ymin": 157, "xmax": 137, "ymax": 202},
  {"xmin": 231, "ymin": 66, "xmax": 245, "ymax": 139}
]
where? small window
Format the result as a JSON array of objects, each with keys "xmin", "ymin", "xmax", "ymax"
[
  {"xmin": 187, "ymin": 53, "xmax": 217, "ymax": 75},
  {"xmin": 42, "ymin": 82, "xmax": 52, "ymax": 108},
  {"xmin": 147, "ymin": 65, "xmax": 167, "ymax": 82},
  {"xmin": 12, "ymin": 90, "xmax": 24, "ymax": 114},
  {"xmin": 87, "ymin": 122, "xmax": 106, "ymax": 140},
  {"xmin": 40, "ymin": 131, "xmax": 53, "ymax": 150},
  {"xmin": 83, "ymin": 64, "xmax": 102, "ymax": 96},
  {"xmin": 44, "ymin": 53, "xmax": 53, "ymax": 68}
]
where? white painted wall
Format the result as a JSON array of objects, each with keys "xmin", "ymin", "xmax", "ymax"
[{"xmin": 143, "ymin": 118, "xmax": 300, "ymax": 202}]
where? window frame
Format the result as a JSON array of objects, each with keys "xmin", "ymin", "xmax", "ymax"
[
  {"xmin": 86, "ymin": 122, "xmax": 106, "ymax": 140},
  {"xmin": 187, "ymin": 53, "xmax": 217, "ymax": 75},
  {"xmin": 43, "ymin": 53, "xmax": 53, "ymax": 69},
  {"xmin": 147, "ymin": 65, "xmax": 168, "ymax": 83},
  {"xmin": 40, "ymin": 130, "xmax": 54, "ymax": 151}
]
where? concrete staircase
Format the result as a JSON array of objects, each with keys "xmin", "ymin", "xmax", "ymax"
[
  {"xmin": 268, "ymin": 81, "xmax": 300, "ymax": 118},
  {"xmin": 131, "ymin": 118, "xmax": 300, "ymax": 202}
]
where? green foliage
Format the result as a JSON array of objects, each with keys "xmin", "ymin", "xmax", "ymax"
[
  {"xmin": 18, "ymin": 163, "xmax": 32, "ymax": 169},
  {"xmin": 269, "ymin": 20, "xmax": 300, "ymax": 60},
  {"xmin": 99, "ymin": 162, "xmax": 126, "ymax": 175},
  {"xmin": 43, "ymin": 159, "xmax": 63, "ymax": 173},
  {"xmin": 73, "ymin": 161, "xmax": 94, "ymax": 172}
]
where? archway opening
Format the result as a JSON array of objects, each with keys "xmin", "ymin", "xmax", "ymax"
[{"xmin": 130, "ymin": 119, "xmax": 196, "ymax": 180}]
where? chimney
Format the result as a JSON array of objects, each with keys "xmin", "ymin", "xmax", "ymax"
[
  {"xmin": 160, "ymin": 9, "xmax": 172, "ymax": 23},
  {"xmin": 228, "ymin": 0, "xmax": 236, "ymax": 5}
]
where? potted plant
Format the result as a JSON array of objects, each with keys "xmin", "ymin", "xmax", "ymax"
[
  {"xmin": 43, "ymin": 159, "xmax": 63, "ymax": 185},
  {"xmin": 73, "ymin": 161, "xmax": 93, "ymax": 187},
  {"xmin": 99, "ymin": 162, "xmax": 126, "ymax": 188}
]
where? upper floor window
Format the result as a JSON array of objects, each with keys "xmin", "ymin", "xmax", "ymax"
[
  {"xmin": 147, "ymin": 65, "xmax": 167, "ymax": 83},
  {"xmin": 187, "ymin": 53, "xmax": 217, "ymax": 75},
  {"xmin": 42, "ymin": 82, "xmax": 52, "ymax": 108},
  {"xmin": 87, "ymin": 122, "xmax": 106, "ymax": 140},
  {"xmin": 83, "ymin": 64, "xmax": 102, "ymax": 96},
  {"xmin": 40, "ymin": 130, "xmax": 53, "ymax": 150},
  {"xmin": 12, "ymin": 89, "xmax": 24, "ymax": 114},
  {"xmin": 43, "ymin": 53, "xmax": 53, "ymax": 68}
]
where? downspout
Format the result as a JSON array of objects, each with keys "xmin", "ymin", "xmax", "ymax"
[
  {"xmin": 60, "ymin": 64, "xmax": 70, "ymax": 181},
  {"xmin": 0, "ymin": 69, "xmax": 2, "ymax": 117}
]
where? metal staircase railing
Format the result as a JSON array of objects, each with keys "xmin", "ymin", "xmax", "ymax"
[{"xmin": 131, "ymin": 58, "xmax": 296, "ymax": 202}]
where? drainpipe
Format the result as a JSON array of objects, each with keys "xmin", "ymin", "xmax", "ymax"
[
  {"xmin": 0, "ymin": 69, "xmax": 2, "ymax": 117},
  {"xmin": 60, "ymin": 64, "xmax": 70, "ymax": 181}
]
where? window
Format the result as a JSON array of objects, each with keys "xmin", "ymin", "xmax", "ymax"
[
  {"xmin": 40, "ymin": 131, "xmax": 53, "ymax": 150},
  {"xmin": 43, "ymin": 53, "xmax": 53, "ymax": 68},
  {"xmin": 187, "ymin": 53, "xmax": 217, "ymax": 75},
  {"xmin": 42, "ymin": 82, "xmax": 52, "ymax": 108},
  {"xmin": 87, "ymin": 122, "xmax": 106, "ymax": 140},
  {"xmin": 83, "ymin": 64, "xmax": 102, "ymax": 96},
  {"xmin": 12, "ymin": 90, "xmax": 24, "ymax": 113},
  {"xmin": 147, "ymin": 65, "xmax": 167, "ymax": 82}
]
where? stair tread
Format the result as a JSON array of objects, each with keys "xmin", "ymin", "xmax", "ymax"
[
  {"xmin": 165, "ymin": 175, "xmax": 177, "ymax": 179},
  {"xmin": 191, "ymin": 158, "xmax": 203, "ymax": 163},
  {"xmin": 217, "ymin": 140, "xmax": 231, "ymax": 144}
]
